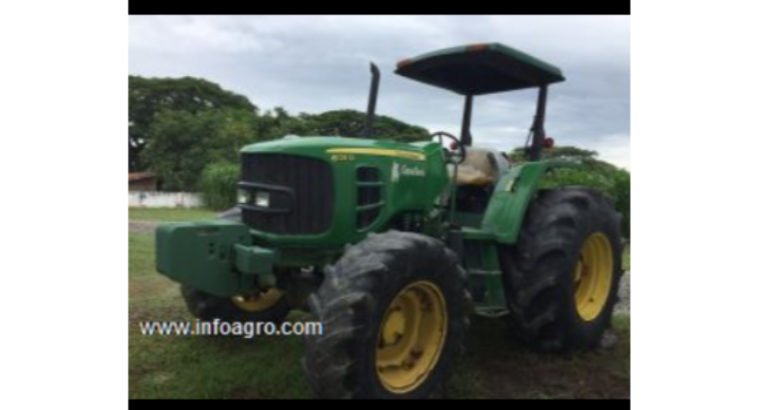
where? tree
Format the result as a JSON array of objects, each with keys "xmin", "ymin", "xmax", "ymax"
[
  {"xmin": 143, "ymin": 108, "xmax": 257, "ymax": 191},
  {"xmin": 252, "ymin": 108, "xmax": 431, "ymax": 142},
  {"xmin": 255, "ymin": 107, "xmax": 314, "ymax": 140},
  {"xmin": 300, "ymin": 109, "xmax": 430, "ymax": 141},
  {"xmin": 129, "ymin": 76, "xmax": 257, "ymax": 171}
]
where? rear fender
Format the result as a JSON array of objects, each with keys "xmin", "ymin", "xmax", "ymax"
[{"xmin": 481, "ymin": 160, "xmax": 572, "ymax": 244}]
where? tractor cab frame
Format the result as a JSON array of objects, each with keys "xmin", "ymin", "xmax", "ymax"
[{"xmin": 367, "ymin": 43, "xmax": 565, "ymax": 161}]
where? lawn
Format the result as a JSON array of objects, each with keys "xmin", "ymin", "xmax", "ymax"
[
  {"xmin": 129, "ymin": 207, "xmax": 217, "ymax": 222},
  {"xmin": 129, "ymin": 208, "xmax": 630, "ymax": 399}
]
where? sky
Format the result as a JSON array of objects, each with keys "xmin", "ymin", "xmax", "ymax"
[{"xmin": 129, "ymin": 15, "xmax": 629, "ymax": 169}]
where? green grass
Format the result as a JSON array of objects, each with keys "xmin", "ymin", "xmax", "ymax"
[
  {"xmin": 623, "ymin": 245, "xmax": 630, "ymax": 271},
  {"xmin": 129, "ymin": 207, "xmax": 216, "ymax": 222},
  {"xmin": 129, "ymin": 208, "xmax": 630, "ymax": 399}
]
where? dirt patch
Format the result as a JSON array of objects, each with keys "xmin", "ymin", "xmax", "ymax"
[
  {"xmin": 452, "ymin": 314, "xmax": 630, "ymax": 398},
  {"xmin": 130, "ymin": 220, "xmax": 159, "ymax": 234}
]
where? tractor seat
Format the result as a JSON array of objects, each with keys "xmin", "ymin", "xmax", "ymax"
[{"xmin": 454, "ymin": 147, "xmax": 500, "ymax": 186}]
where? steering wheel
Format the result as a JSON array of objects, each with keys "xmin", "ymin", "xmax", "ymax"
[{"xmin": 430, "ymin": 131, "xmax": 466, "ymax": 165}]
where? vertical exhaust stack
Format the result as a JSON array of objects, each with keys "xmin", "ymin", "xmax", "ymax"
[{"xmin": 364, "ymin": 63, "xmax": 380, "ymax": 138}]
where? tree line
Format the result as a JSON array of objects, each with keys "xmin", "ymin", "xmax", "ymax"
[{"xmin": 129, "ymin": 75, "xmax": 429, "ymax": 191}]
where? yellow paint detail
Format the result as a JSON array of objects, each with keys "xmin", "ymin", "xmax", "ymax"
[
  {"xmin": 503, "ymin": 178, "xmax": 516, "ymax": 192},
  {"xmin": 375, "ymin": 280, "xmax": 447, "ymax": 394},
  {"xmin": 574, "ymin": 232, "xmax": 614, "ymax": 321},
  {"xmin": 326, "ymin": 148, "xmax": 426, "ymax": 161},
  {"xmin": 231, "ymin": 289, "xmax": 283, "ymax": 312}
]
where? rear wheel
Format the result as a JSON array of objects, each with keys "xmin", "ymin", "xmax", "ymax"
[
  {"xmin": 502, "ymin": 188, "xmax": 622, "ymax": 351},
  {"xmin": 303, "ymin": 231, "xmax": 470, "ymax": 398}
]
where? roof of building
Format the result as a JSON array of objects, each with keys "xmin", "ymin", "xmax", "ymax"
[{"xmin": 128, "ymin": 172, "xmax": 155, "ymax": 182}]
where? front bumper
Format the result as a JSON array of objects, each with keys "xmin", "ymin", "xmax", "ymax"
[{"xmin": 155, "ymin": 219, "xmax": 277, "ymax": 297}]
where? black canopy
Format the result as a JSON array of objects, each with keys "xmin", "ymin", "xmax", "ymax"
[{"xmin": 395, "ymin": 43, "xmax": 565, "ymax": 95}]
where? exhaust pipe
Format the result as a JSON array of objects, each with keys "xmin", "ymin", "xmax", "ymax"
[{"xmin": 364, "ymin": 62, "xmax": 380, "ymax": 138}]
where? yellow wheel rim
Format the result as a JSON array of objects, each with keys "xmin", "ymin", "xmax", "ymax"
[
  {"xmin": 574, "ymin": 232, "xmax": 614, "ymax": 321},
  {"xmin": 375, "ymin": 280, "xmax": 447, "ymax": 394},
  {"xmin": 231, "ymin": 289, "xmax": 283, "ymax": 312}
]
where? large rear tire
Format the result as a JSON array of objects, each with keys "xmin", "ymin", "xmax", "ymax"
[
  {"xmin": 501, "ymin": 188, "xmax": 623, "ymax": 352},
  {"xmin": 303, "ymin": 231, "xmax": 470, "ymax": 398}
]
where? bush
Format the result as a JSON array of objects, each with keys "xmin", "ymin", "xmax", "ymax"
[
  {"xmin": 611, "ymin": 171, "xmax": 630, "ymax": 239},
  {"xmin": 144, "ymin": 108, "xmax": 257, "ymax": 192},
  {"xmin": 541, "ymin": 165, "xmax": 630, "ymax": 239},
  {"xmin": 199, "ymin": 162, "xmax": 240, "ymax": 210}
]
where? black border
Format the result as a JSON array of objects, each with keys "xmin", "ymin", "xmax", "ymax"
[
  {"xmin": 128, "ymin": 1, "xmax": 630, "ymax": 15},
  {"xmin": 130, "ymin": 398, "xmax": 631, "ymax": 406}
]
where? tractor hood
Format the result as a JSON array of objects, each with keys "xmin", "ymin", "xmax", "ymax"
[{"xmin": 240, "ymin": 135, "xmax": 440, "ymax": 161}]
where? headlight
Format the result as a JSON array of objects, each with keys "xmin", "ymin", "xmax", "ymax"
[
  {"xmin": 237, "ymin": 189, "xmax": 251, "ymax": 204},
  {"xmin": 254, "ymin": 191, "xmax": 270, "ymax": 208}
]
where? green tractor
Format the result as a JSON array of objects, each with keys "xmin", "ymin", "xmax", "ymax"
[{"xmin": 155, "ymin": 43, "xmax": 623, "ymax": 398}]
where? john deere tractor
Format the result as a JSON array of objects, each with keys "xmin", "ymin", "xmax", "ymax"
[{"xmin": 155, "ymin": 43, "xmax": 622, "ymax": 398}]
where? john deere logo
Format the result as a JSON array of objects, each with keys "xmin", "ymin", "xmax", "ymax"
[{"xmin": 391, "ymin": 163, "xmax": 425, "ymax": 183}]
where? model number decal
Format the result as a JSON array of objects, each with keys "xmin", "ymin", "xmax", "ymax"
[{"xmin": 330, "ymin": 154, "xmax": 355, "ymax": 162}]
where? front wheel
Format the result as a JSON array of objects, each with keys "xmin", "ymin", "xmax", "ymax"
[
  {"xmin": 180, "ymin": 285, "xmax": 290, "ymax": 323},
  {"xmin": 178, "ymin": 209, "xmax": 291, "ymax": 324},
  {"xmin": 303, "ymin": 231, "xmax": 470, "ymax": 398}
]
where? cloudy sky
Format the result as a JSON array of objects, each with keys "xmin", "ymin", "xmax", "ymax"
[{"xmin": 129, "ymin": 15, "xmax": 629, "ymax": 168}]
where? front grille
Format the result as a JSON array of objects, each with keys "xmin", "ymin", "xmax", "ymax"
[
  {"xmin": 240, "ymin": 153, "xmax": 334, "ymax": 234},
  {"xmin": 356, "ymin": 166, "xmax": 383, "ymax": 229}
]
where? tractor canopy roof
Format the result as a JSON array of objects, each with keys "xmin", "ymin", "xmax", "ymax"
[{"xmin": 395, "ymin": 43, "xmax": 564, "ymax": 95}]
